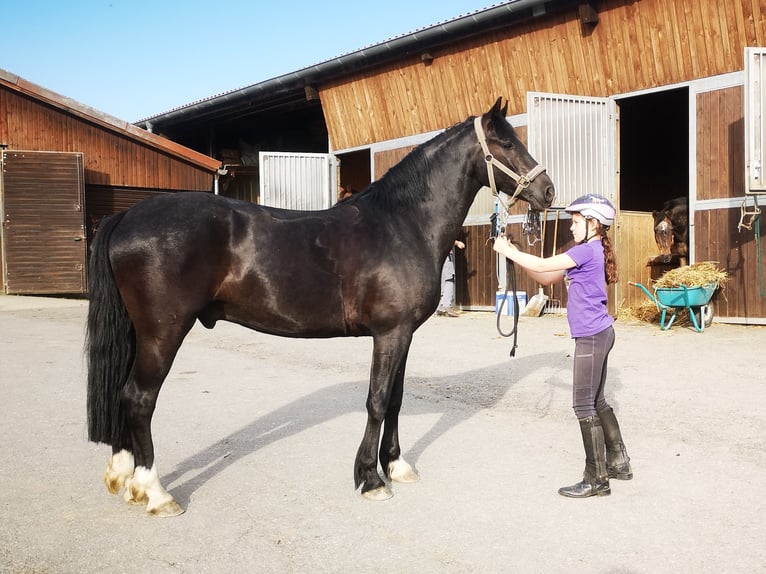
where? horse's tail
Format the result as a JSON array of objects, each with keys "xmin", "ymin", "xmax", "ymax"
[{"xmin": 86, "ymin": 212, "xmax": 133, "ymax": 448}]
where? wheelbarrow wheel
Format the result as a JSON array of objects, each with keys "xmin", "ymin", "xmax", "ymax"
[{"xmin": 694, "ymin": 303, "xmax": 714, "ymax": 329}]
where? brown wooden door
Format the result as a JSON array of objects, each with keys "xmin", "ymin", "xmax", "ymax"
[{"xmin": 1, "ymin": 151, "xmax": 87, "ymax": 294}]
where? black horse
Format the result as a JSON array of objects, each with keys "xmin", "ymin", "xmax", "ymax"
[{"xmin": 86, "ymin": 98, "xmax": 555, "ymax": 516}]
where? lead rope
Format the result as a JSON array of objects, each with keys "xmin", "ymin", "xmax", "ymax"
[
  {"xmin": 475, "ymin": 115, "xmax": 547, "ymax": 357},
  {"xmin": 757, "ymin": 197, "xmax": 764, "ymax": 297},
  {"xmin": 491, "ymin": 208, "xmax": 542, "ymax": 357}
]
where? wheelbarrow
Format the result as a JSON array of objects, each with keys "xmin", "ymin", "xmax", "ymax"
[{"xmin": 629, "ymin": 282, "xmax": 717, "ymax": 332}]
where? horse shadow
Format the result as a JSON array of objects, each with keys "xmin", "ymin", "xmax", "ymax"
[{"xmin": 162, "ymin": 350, "xmax": 570, "ymax": 507}]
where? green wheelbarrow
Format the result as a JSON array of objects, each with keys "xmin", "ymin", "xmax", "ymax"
[{"xmin": 629, "ymin": 282, "xmax": 717, "ymax": 333}]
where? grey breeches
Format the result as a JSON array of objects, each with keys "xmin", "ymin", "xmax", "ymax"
[{"xmin": 572, "ymin": 325, "xmax": 615, "ymax": 418}]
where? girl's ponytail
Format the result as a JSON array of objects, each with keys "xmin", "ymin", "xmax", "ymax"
[{"xmin": 600, "ymin": 229, "xmax": 618, "ymax": 285}]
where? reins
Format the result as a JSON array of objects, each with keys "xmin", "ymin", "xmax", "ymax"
[{"xmin": 476, "ymin": 115, "xmax": 547, "ymax": 358}]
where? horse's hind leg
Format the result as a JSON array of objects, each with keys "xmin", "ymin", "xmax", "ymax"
[
  {"xmin": 119, "ymin": 324, "xmax": 192, "ymax": 517},
  {"xmin": 379, "ymin": 350, "xmax": 419, "ymax": 485}
]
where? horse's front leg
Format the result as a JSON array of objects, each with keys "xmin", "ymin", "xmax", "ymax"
[
  {"xmin": 355, "ymin": 329, "xmax": 412, "ymax": 500},
  {"xmin": 379, "ymin": 350, "xmax": 419, "ymax": 485}
]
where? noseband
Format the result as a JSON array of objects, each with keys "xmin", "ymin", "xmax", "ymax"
[{"xmin": 474, "ymin": 116, "xmax": 547, "ymax": 206}]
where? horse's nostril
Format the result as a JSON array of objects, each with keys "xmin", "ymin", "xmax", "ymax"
[{"xmin": 546, "ymin": 186, "xmax": 555, "ymax": 203}]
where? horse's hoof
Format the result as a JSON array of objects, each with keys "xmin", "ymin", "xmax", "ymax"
[
  {"xmin": 104, "ymin": 474, "xmax": 124, "ymax": 495},
  {"xmin": 388, "ymin": 458, "xmax": 420, "ymax": 483},
  {"xmin": 148, "ymin": 499, "xmax": 185, "ymax": 517},
  {"xmin": 123, "ymin": 485, "xmax": 148, "ymax": 506},
  {"xmin": 361, "ymin": 485, "xmax": 394, "ymax": 501}
]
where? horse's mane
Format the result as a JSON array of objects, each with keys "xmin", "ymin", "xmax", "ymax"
[{"xmin": 341, "ymin": 117, "xmax": 473, "ymax": 213}]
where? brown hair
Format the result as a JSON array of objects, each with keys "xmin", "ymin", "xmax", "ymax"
[{"xmin": 599, "ymin": 226, "xmax": 618, "ymax": 285}]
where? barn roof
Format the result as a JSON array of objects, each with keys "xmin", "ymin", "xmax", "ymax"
[
  {"xmin": 135, "ymin": 0, "xmax": 573, "ymax": 131},
  {"xmin": 0, "ymin": 68, "xmax": 221, "ymax": 172}
]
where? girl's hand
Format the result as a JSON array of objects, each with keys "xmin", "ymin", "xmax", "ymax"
[{"xmin": 493, "ymin": 236, "xmax": 518, "ymax": 256}]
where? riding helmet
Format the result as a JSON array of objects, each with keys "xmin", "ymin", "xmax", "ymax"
[{"xmin": 565, "ymin": 194, "xmax": 616, "ymax": 227}]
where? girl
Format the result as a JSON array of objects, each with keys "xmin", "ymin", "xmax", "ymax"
[{"xmin": 493, "ymin": 194, "xmax": 632, "ymax": 498}]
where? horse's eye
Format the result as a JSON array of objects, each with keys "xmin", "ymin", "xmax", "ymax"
[{"xmin": 501, "ymin": 141, "xmax": 515, "ymax": 149}]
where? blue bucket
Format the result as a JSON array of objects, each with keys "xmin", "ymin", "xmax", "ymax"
[{"xmin": 495, "ymin": 291, "xmax": 527, "ymax": 316}]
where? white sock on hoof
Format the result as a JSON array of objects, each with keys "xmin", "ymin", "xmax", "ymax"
[
  {"xmin": 127, "ymin": 465, "xmax": 175, "ymax": 512},
  {"xmin": 104, "ymin": 449, "xmax": 135, "ymax": 494},
  {"xmin": 388, "ymin": 457, "xmax": 419, "ymax": 483}
]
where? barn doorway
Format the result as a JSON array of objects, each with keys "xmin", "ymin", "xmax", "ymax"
[
  {"xmin": 336, "ymin": 149, "xmax": 371, "ymax": 199},
  {"xmin": 617, "ymin": 87, "xmax": 689, "ymax": 210},
  {"xmin": 615, "ymin": 87, "xmax": 690, "ymax": 305}
]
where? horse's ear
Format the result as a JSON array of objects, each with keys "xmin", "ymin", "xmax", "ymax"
[{"xmin": 489, "ymin": 97, "xmax": 507, "ymax": 118}]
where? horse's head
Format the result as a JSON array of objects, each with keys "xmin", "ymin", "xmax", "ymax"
[
  {"xmin": 475, "ymin": 97, "xmax": 555, "ymax": 211},
  {"xmin": 653, "ymin": 211, "xmax": 674, "ymax": 257}
]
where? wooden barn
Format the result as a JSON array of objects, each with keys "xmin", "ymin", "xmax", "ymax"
[
  {"xmin": 137, "ymin": 0, "xmax": 766, "ymax": 324},
  {"xmin": 0, "ymin": 68, "xmax": 221, "ymax": 295}
]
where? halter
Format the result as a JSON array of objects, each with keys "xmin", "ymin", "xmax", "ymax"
[{"xmin": 474, "ymin": 116, "xmax": 547, "ymax": 207}]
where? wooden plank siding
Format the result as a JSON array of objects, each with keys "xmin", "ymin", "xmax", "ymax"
[
  {"xmin": 694, "ymin": 83, "xmax": 757, "ymax": 320},
  {"xmin": 694, "ymin": 207, "xmax": 766, "ymax": 322},
  {"xmin": 320, "ymin": 0, "xmax": 766, "ymax": 151},
  {"xmin": 0, "ymin": 89, "xmax": 214, "ymax": 191},
  {"xmin": 1, "ymin": 71, "xmax": 220, "ymax": 294},
  {"xmin": 696, "ymin": 86, "xmax": 745, "ymax": 201},
  {"xmin": 374, "ymin": 146, "xmax": 414, "ymax": 181},
  {"xmin": 616, "ymin": 211, "xmax": 658, "ymax": 309}
]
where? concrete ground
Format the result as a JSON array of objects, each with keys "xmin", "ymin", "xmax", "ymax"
[{"xmin": 0, "ymin": 295, "xmax": 764, "ymax": 573}]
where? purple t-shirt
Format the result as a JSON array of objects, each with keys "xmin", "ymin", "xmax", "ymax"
[{"xmin": 565, "ymin": 240, "xmax": 613, "ymax": 338}]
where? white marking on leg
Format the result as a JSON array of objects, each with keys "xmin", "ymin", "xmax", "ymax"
[
  {"xmin": 126, "ymin": 465, "xmax": 184, "ymax": 517},
  {"xmin": 103, "ymin": 449, "xmax": 135, "ymax": 495},
  {"xmin": 388, "ymin": 457, "xmax": 420, "ymax": 483}
]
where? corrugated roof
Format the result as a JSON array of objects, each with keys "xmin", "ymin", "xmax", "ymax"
[
  {"xmin": 137, "ymin": 0, "xmax": 561, "ymax": 129},
  {"xmin": 138, "ymin": 3, "xmax": 507, "ymax": 121}
]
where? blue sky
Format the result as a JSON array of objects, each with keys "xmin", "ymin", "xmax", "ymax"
[{"xmin": 1, "ymin": 1, "xmax": 497, "ymax": 122}]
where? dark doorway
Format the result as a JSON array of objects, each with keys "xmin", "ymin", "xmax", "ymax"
[
  {"xmin": 337, "ymin": 149, "xmax": 371, "ymax": 196},
  {"xmin": 617, "ymin": 88, "xmax": 689, "ymax": 211}
]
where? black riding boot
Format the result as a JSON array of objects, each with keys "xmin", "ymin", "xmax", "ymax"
[
  {"xmin": 558, "ymin": 416, "xmax": 611, "ymax": 498},
  {"xmin": 598, "ymin": 407, "xmax": 633, "ymax": 480}
]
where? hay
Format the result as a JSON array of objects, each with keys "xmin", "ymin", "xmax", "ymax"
[
  {"xmin": 617, "ymin": 302, "xmax": 660, "ymax": 324},
  {"xmin": 617, "ymin": 302, "xmax": 700, "ymax": 327},
  {"xmin": 653, "ymin": 261, "xmax": 728, "ymax": 289}
]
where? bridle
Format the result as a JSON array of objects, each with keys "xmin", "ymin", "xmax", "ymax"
[{"xmin": 474, "ymin": 116, "xmax": 547, "ymax": 208}]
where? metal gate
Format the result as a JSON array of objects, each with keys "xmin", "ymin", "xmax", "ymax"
[
  {"xmin": 527, "ymin": 92, "xmax": 615, "ymax": 207},
  {"xmin": 526, "ymin": 92, "xmax": 619, "ymax": 310},
  {"xmin": 1, "ymin": 151, "xmax": 87, "ymax": 294},
  {"xmin": 259, "ymin": 151, "xmax": 334, "ymax": 210}
]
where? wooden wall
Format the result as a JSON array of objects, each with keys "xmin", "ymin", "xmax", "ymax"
[
  {"xmin": 0, "ymin": 88, "xmax": 214, "ymax": 191},
  {"xmin": 616, "ymin": 211, "xmax": 658, "ymax": 309},
  {"xmin": 696, "ymin": 86, "xmax": 745, "ymax": 201},
  {"xmin": 695, "ymin": 207, "xmax": 766, "ymax": 321},
  {"xmin": 694, "ymin": 83, "xmax": 760, "ymax": 320},
  {"xmin": 320, "ymin": 0, "xmax": 766, "ymax": 151}
]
